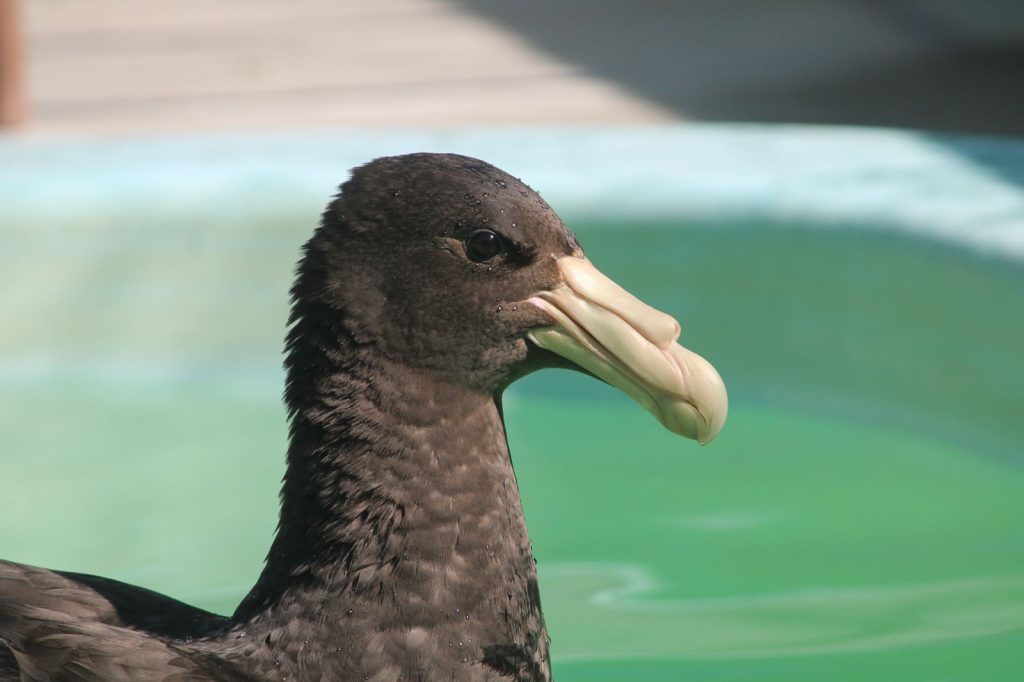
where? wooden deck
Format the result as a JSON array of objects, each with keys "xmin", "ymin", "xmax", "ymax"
[
  {"xmin": 12, "ymin": 0, "xmax": 1024, "ymax": 136},
  {"xmin": 20, "ymin": 0, "xmax": 670, "ymax": 135}
]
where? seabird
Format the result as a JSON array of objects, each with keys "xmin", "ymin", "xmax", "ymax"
[{"xmin": 0, "ymin": 153, "xmax": 727, "ymax": 681}]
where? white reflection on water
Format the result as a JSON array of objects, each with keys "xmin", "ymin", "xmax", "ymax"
[
  {"xmin": 539, "ymin": 562, "xmax": 1024, "ymax": 660},
  {"xmin": 669, "ymin": 510, "xmax": 779, "ymax": 531}
]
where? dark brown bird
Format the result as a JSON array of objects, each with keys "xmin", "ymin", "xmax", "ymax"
[{"xmin": 0, "ymin": 153, "xmax": 727, "ymax": 681}]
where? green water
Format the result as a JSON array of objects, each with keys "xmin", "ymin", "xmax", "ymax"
[{"xmin": 2, "ymin": 223, "xmax": 1023, "ymax": 680}]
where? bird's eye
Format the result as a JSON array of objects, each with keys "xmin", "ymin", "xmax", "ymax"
[{"xmin": 465, "ymin": 229, "xmax": 505, "ymax": 262}]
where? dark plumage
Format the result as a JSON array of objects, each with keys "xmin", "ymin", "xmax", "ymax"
[{"xmin": 0, "ymin": 153, "xmax": 726, "ymax": 681}]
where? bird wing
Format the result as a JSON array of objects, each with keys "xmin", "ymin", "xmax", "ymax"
[{"xmin": 0, "ymin": 560, "xmax": 244, "ymax": 681}]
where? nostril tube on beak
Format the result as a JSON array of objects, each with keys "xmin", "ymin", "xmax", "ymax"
[{"xmin": 559, "ymin": 257, "xmax": 681, "ymax": 347}]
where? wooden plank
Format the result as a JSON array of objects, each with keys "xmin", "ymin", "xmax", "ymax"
[
  {"xmin": 23, "ymin": 0, "xmax": 917, "ymax": 134},
  {"xmin": 23, "ymin": 0, "xmax": 669, "ymax": 133},
  {"xmin": 0, "ymin": 0, "xmax": 25, "ymax": 126}
]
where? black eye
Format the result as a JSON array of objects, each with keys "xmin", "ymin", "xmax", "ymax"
[{"xmin": 465, "ymin": 229, "xmax": 504, "ymax": 262}]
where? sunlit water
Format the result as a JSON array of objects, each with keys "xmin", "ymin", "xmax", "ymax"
[{"xmin": 2, "ymin": 223, "xmax": 1022, "ymax": 680}]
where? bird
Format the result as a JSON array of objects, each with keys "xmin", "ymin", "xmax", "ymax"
[{"xmin": 0, "ymin": 153, "xmax": 727, "ymax": 681}]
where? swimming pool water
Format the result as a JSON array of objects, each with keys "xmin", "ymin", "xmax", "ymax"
[{"xmin": 2, "ymin": 222, "xmax": 1022, "ymax": 680}]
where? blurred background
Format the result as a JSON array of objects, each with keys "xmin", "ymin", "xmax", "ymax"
[
  {"xmin": 2, "ymin": 2, "xmax": 1024, "ymax": 681},
  {"xmin": 3, "ymin": 0, "xmax": 1024, "ymax": 133}
]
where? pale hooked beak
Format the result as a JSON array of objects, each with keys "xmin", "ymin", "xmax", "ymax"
[{"xmin": 527, "ymin": 256, "xmax": 728, "ymax": 444}]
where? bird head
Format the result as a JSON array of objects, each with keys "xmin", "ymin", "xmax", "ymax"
[{"xmin": 294, "ymin": 153, "xmax": 727, "ymax": 444}]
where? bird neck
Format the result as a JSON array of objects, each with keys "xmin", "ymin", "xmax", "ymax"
[{"xmin": 231, "ymin": 331, "xmax": 550, "ymax": 679}]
